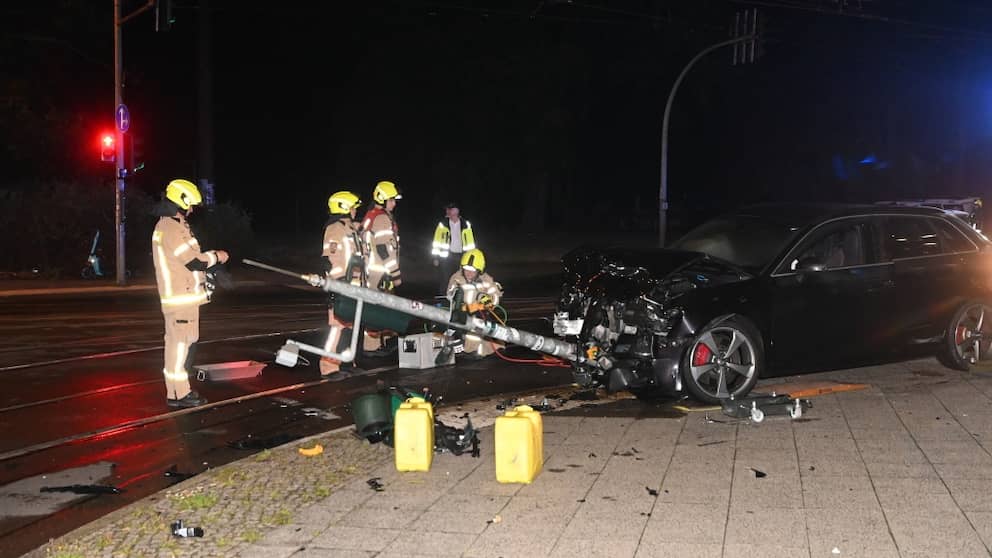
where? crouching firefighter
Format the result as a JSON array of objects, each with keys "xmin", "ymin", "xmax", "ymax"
[
  {"xmin": 320, "ymin": 190, "xmax": 366, "ymax": 380},
  {"xmin": 445, "ymin": 249, "xmax": 503, "ymax": 359},
  {"xmin": 152, "ymin": 179, "xmax": 229, "ymax": 408},
  {"xmin": 360, "ymin": 180, "xmax": 402, "ymax": 355}
]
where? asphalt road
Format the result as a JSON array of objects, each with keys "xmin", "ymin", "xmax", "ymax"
[{"xmin": 0, "ymin": 278, "xmax": 568, "ymax": 557}]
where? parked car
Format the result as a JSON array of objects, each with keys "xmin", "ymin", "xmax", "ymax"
[{"xmin": 553, "ymin": 203, "xmax": 992, "ymax": 403}]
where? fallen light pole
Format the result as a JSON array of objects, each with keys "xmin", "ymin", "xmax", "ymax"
[{"xmin": 243, "ymin": 259, "xmax": 580, "ymax": 363}]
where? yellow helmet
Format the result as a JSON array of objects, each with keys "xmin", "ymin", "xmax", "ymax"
[
  {"xmin": 372, "ymin": 180, "xmax": 402, "ymax": 205},
  {"xmin": 165, "ymin": 179, "xmax": 203, "ymax": 211},
  {"xmin": 460, "ymin": 249, "xmax": 486, "ymax": 273},
  {"xmin": 328, "ymin": 191, "xmax": 362, "ymax": 215}
]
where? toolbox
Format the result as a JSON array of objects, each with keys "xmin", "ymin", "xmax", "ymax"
[
  {"xmin": 195, "ymin": 361, "xmax": 266, "ymax": 382},
  {"xmin": 398, "ymin": 332, "xmax": 454, "ymax": 369}
]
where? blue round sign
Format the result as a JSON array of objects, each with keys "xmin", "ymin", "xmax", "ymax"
[{"xmin": 115, "ymin": 104, "xmax": 130, "ymax": 133}]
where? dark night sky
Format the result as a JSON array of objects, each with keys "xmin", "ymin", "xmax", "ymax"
[{"xmin": 4, "ymin": 0, "xmax": 992, "ymax": 239}]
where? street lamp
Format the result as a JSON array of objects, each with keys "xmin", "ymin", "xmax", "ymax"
[{"xmin": 658, "ymin": 35, "xmax": 755, "ymax": 247}]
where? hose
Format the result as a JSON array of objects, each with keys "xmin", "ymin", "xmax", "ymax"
[{"xmin": 484, "ymin": 306, "xmax": 570, "ymax": 368}]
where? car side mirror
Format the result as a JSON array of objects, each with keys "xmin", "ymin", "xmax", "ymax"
[{"xmin": 796, "ymin": 258, "xmax": 826, "ymax": 273}]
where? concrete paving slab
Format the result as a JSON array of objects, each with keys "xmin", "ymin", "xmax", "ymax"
[
  {"xmin": 944, "ymin": 478, "xmax": 992, "ymax": 512},
  {"xmin": 801, "ymin": 475, "xmax": 880, "ymax": 509},
  {"xmin": 723, "ymin": 543, "xmax": 811, "ymax": 558},
  {"xmin": 309, "ymin": 525, "xmax": 402, "ymax": 552},
  {"xmin": 334, "ymin": 505, "xmax": 425, "ymax": 529},
  {"xmin": 464, "ymin": 527, "xmax": 558, "ymax": 557},
  {"xmin": 805, "ymin": 507, "xmax": 897, "ymax": 555},
  {"xmin": 254, "ymin": 523, "xmax": 323, "ymax": 547},
  {"xmin": 237, "ymin": 544, "xmax": 302, "ymax": 558},
  {"xmin": 723, "ymin": 506, "xmax": 807, "ymax": 546},
  {"xmin": 381, "ymin": 529, "xmax": 476, "ymax": 556},
  {"xmin": 550, "ymin": 537, "xmax": 639, "ymax": 558},
  {"xmin": 561, "ymin": 511, "xmax": 649, "ymax": 540},
  {"xmin": 642, "ymin": 503, "xmax": 727, "ymax": 545},
  {"xmin": 409, "ymin": 510, "xmax": 499, "ymax": 534},
  {"xmin": 965, "ymin": 511, "xmax": 992, "ymax": 549},
  {"xmin": 885, "ymin": 506, "xmax": 989, "ymax": 556},
  {"xmin": 633, "ymin": 541, "xmax": 722, "ymax": 558}
]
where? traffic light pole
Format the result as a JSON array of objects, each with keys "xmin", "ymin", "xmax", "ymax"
[
  {"xmin": 658, "ymin": 35, "xmax": 755, "ymax": 248},
  {"xmin": 114, "ymin": 0, "xmax": 126, "ymax": 286}
]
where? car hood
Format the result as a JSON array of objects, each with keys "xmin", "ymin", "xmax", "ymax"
[{"xmin": 561, "ymin": 246, "xmax": 750, "ymax": 300}]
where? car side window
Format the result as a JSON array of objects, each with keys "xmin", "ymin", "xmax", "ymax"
[
  {"xmin": 930, "ymin": 218, "xmax": 975, "ymax": 254},
  {"xmin": 786, "ymin": 221, "xmax": 868, "ymax": 271},
  {"xmin": 883, "ymin": 217, "xmax": 940, "ymax": 260}
]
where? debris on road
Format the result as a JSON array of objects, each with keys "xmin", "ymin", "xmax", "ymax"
[
  {"xmin": 171, "ymin": 519, "xmax": 204, "ymax": 538},
  {"xmin": 298, "ymin": 443, "xmax": 324, "ymax": 457},
  {"xmin": 750, "ymin": 468, "xmax": 767, "ymax": 478},
  {"xmin": 698, "ymin": 440, "xmax": 728, "ymax": 447},
  {"xmin": 163, "ymin": 466, "xmax": 197, "ymax": 483},
  {"xmin": 194, "ymin": 360, "xmax": 265, "ymax": 381},
  {"xmin": 40, "ymin": 484, "xmax": 122, "ymax": 495},
  {"xmin": 645, "ymin": 487, "xmax": 659, "ymax": 497},
  {"xmin": 367, "ymin": 477, "xmax": 385, "ymax": 492},
  {"xmin": 487, "ymin": 514, "xmax": 502, "ymax": 524},
  {"xmin": 301, "ymin": 407, "xmax": 340, "ymax": 420}
]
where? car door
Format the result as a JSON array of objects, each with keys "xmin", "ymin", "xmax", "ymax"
[
  {"xmin": 768, "ymin": 217, "xmax": 891, "ymax": 370},
  {"xmin": 880, "ymin": 215, "xmax": 977, "ymax": 343}
]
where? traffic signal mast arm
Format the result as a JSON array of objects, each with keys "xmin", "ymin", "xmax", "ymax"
[{"xmin": 242, "ymin": 259, "xmax": 581, "ymax": 363}]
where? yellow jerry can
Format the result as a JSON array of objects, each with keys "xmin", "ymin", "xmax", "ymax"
[
  {"xmin": 495, "ymin": 405, "xmax": 543, "ymax": 483},
  {"xmin": 394, "ymin": 397, "xmax": 434, "ymax": 472}
]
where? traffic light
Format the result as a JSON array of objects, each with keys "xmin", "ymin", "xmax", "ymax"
[{"xmin": 100, "ymin": 133, "xmax": 116, "ymax": 163}]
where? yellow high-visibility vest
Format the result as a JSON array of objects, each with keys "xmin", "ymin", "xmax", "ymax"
[{"xmin": 431, "ymin": 219, "xmax": 475, "ymax": 258}]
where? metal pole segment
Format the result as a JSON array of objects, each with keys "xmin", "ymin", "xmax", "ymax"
[
  {"xmin": 242, "ymin": 259, "xmax": 581, "ymax": 362},
  {"xmin": 114, "ymin": 0, "xmax": 126, "ymax": 285}
]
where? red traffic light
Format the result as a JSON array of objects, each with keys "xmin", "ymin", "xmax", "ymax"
[{"xmin": 100, "ymin": 133, "xmax": 115, "ymax": 163}]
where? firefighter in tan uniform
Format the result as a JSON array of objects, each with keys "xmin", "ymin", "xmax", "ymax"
[
  {"xmin": 152, "ymin": 179, "xmax": 228, "ymax": 408},
  {"xmin": 360, "ymin": 180, "xmax": 402, "ymax": 353},
  {"xmin": 447, "ymin": 249, "xmax": 503, "ymax": 358},
  {"xmin": 319, "ymin": 191, "xmax": 365, "ymax": 379}
]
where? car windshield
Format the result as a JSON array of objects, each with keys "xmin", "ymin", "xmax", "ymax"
[{"xmin": 670, "ymin": 215, "xmax": 799, "ymax": 272}]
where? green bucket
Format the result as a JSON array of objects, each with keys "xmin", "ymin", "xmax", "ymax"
[
  {"xmin": 334, "ymin": 296, "xmax": 412, "ymax": 333},
  {"xmin": 351, "ymin": 393, "xmax": 392, "ymax": 441}
]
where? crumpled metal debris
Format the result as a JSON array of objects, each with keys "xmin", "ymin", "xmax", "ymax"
[{"xmin": 171, "ymin": 519, "xmax": 204, "ymax": 538}]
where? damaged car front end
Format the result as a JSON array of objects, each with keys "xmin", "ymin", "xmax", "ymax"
[{"xmin": 554, "ymin": 246, "xmax": 759, "ymax": 401}]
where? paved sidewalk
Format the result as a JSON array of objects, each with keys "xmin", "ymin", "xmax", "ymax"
[{"xmin": 32, "ymin": 359, "xmax": 992, "ymax": 557}]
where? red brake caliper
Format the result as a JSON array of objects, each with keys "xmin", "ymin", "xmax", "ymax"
[
  {"xmin": 956, "ymin": 325, "xmax": 969, "ymax": 346},
  {"xmin": 692, "ymin": 342, "xmax": 713, "ymax": 367}
]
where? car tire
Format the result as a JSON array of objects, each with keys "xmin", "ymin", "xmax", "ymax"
[
  {"xmin": 938, "ymin": 300, "xmax": 992, "ymax": 371},
  {"xmin": 681, "ymin": 316, "xmax": 763, "ymax": 404}
]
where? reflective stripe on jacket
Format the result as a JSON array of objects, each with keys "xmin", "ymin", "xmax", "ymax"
[
  {"xmin": 152, "ymin": 215, "xmax": 217, "ymax": 308},
  {"xmin": 322, "ymin": 217, "xmax": 364, "ymax": 284},
  {"xmin": 361, "ymin": 206, "xmax": 401, "ymax": 280},
  {"xmin": 431, "ymin": 219, "xmax": 476, "ymax": 258}
]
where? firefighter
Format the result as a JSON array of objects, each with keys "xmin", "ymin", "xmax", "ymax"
[
  {"xmin": 319, "ymin": 191, "xmax": 365, "ymax": 379},
  {"xmin": 431, "ymin": 202, "xmax": 476, "ymax": 296},
  {"xmin": 152, "ymin": 179, "xmax": 228, "ymax": 408},
  {"xmin": 447, "ymin": 249, "xmax": 503, "ymax": 358},
  {"xmin": 360, "ymin": 180, "xmax": 402, "ymax": 353}
]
